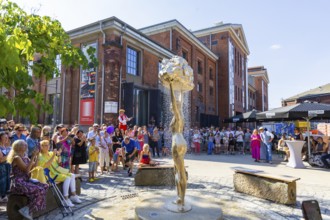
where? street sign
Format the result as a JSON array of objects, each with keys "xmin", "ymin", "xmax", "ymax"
[{"xmin": 233, "ymin": 118, "xmax": 240, "ymax": 122}]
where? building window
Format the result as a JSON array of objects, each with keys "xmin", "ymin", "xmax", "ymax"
[
  {"xmin": 235, "ymin": 86, "xmax": 237, "ymax": 100},
  {"xmin": 197, "ymin": 60, "xmax": 202, "ymax": 74},
  {"xmin": 209, "ymin": 68, "xmax": 213, "ymax": 80},
  {"xmin": 182, "ymin": 50, "xmax": 188, "ymax": 61},
  {"xmin": 197, "ymin": 83, "xmax": 202, "ymax": 92},
  {"xmin": 196, "ymin": 106, "xmax": 199, "ymax": 121},
  {"xmin": 126, "ymin": 47, "xmax": 139, "ymax": 76},
  {"xmin": 210, "ymin": 87, "xmax": 214, "ymax": 96},
  {"xmin": 211, "ymin": 40, "xmax": 217, "ymax": 45}
]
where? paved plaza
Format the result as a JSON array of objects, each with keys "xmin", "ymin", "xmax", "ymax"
[{"xmin": 1, "ymin": 153, "xmax": 330, "ymax": 220}]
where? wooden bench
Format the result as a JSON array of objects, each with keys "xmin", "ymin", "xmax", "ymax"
[
  {"xmin": 233, "ymin": 168, "xmax": 300, "ymax": 205},
  {"xmin": 7, "ymin": 177, "xmax": 81, "ymax": 220},
  {"xmin": 134, "ymin": 165, "xmax": 188, "ymax": 186}
]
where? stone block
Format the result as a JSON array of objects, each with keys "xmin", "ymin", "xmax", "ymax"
[
  {"xmin": 134, "ymin": 165, "xmax": 188, "ymax": 186},
  {"xmin": 233, "ymin": 173, "xmax": 297, "ymax": 205}
]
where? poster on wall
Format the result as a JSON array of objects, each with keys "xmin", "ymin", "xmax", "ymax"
[{"xmin": 79, "ymin": 43, "xmax": 97, "ymax": 125}]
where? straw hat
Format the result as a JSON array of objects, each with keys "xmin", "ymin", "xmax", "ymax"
[{"xmin": 119, "ymin": 109, "xmax": 125, "ymax": 113}]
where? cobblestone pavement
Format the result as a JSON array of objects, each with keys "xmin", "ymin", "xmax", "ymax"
[{"xmin": 1, "ymin": 153, "xmax": 330, "ymax": 220}]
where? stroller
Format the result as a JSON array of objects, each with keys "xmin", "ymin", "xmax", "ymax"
[{"xmin": 44, "ymin": 168, "xmax": 74, "ymax": 217}]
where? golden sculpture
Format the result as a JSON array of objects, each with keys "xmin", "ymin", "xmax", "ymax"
[{"xmin": 159, "ymin": 56, "xmax": 194, "ymax": 212}]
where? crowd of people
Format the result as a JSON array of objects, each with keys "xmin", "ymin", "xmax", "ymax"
[{"xmin": 1, "ymin": 113, "xmax": 330, "ymax": 219}]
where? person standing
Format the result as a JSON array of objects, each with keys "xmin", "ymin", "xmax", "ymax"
[
  {"xmin": 193, "ymin": 129, "xmax": 202, "ymax": 154},
  {"xmin": 235, "ymin": 127, "xmax": 244, "ymax": 154},
  {"xmin": 259, "ymin": 127, "xmax": 274, "ymax": 164},
  {"xmin": 250, "ymin": 129, "xmax": 261, "ymax": 162},
  {"xmin": 244, "ymin": 129, "xmax": 251, "ymax": 153},
  {"xmin": 149, "ymin": 128, "xmax": 160, "ymax": 157},
  {"xmin": 100, "ymin": 131, "xmax": 112, "ymax": 174},
  {"xmin": 0, "ymin": 132, "xmax": 11, "ymax": 202},
  {"xmin": 72, "ymin": 130, "xmax": 87, "ymax": 174},
  {"xmin": 26, "ymin": 125, "xmax": 41, "ymax": 158},
  {"xmin": 118, "ymin": 109, "xmax": 132, "ymax": 132}
]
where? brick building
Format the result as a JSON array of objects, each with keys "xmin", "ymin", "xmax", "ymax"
[
  {"xmin": 59, "ymin": 17, "xmax": 174, "ymax": 127},
  {"xmin": 140, "ymin": 20, "xmax": 219, "ymax": 127},
  {"xmin": 282, "ymin": 83, "xmax": 330, "ymax": 106},
  {"xmin": 193, "ymin": 22, "xmax": 250, "ymax": 119},
  {"xmin": 248, "ymin": 66, "xmax": 269, "ymax": 111},
  {"xmin": 29, "ymin": 17, "xmax": 272, "ymax": 128}
]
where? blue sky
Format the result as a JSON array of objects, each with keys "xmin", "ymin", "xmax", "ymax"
[{"xmin": 12, "ymin": 0, "xmax": 330, "ymax": 109}]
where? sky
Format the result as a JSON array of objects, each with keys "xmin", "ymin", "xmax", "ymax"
[{"xmin": 10, "ymin": 0, "xmax": 330, "ymax": 109}]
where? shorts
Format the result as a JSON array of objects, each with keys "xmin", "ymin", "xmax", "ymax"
[
  {"xmin": 125, "ymin": 152, "xmax": 135, "ymax": 163},
  {"xmin": 89, "ymin": 161, "xmax": 97, "ymax": 172},
  {"xmin": 113, "ymin": 153, "xmax": 119, "ymax": 162},
  {"xmin": 99, "ymin": 150, "xmax": 110, "ymax": 166}
]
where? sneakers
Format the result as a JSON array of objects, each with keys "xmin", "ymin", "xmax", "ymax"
[
  {"xmin": 0, "ymin": 196, "xmax": 8, "ymax": 203},
  {"xmin": 18, "ymin": 206, "xmax": 32, "ymax": 220},
  {"xmin": 65, "ymin": 199, "xmax": 75, "ymax": 207},
  {"xmin": 70, "ymin": 195, "xmax": 82, "ymax": 204},
  {"xmin": 89, "ymin": 178, "xmax": 94, "ymax": 182},
  {"xmin": 269, "ymin": 161, "xmax": 273, "ymax": 164},
  {"xmin": 128, "ymin": 172, "xmax": 132, "ymax": 177}
]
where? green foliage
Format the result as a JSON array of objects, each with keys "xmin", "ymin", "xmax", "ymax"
[{"xmin": 0, "ymin": 0, "xmax": 97, "ymax": 123}]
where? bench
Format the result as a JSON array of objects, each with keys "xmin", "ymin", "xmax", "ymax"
[
  {"xmin": 134, "ymin": 165, "xmax": 188, "ymax": 186},
  {"xmin": 7, "ymin": 177, "xmax": 81, "ymax": 220},
  {"xmin": 233, "ymin": 168, "xmax": 300, "ymax": 205}
]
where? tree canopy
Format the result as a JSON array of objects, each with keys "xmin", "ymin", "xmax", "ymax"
[{"xmin": 0, "ymin": 0, "xmax": 97, "ymax": 123}]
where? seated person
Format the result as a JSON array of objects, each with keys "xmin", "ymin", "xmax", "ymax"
[
  {"xmin": 139, "ymin": 144, "xmax": 158, "ymax": 167},
  {"xmin": 278, "ymin": 133, "xmax": 289, "ymax": 161},
  {"xmin": 309, "ymin": 137, "xmax": 328, "ymax": 167},
  {"xmin": 7, "ymin": 140, "xmax": 48, "ymax": 220},
  {"xmin": 38, "ymin": 140, "xmax": 82, "ymax": 207}
]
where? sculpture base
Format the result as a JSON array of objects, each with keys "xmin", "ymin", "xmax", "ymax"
[{"xmin": 135, "ymin": 194, "xmax": 223, "ymax": 220}]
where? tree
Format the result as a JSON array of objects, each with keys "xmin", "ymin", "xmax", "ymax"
[{"xmin": 0, "ymin": 0, "xmax": 97, "ymax": 123}]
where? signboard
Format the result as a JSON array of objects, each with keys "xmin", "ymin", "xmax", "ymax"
[
  {"xmin": 79, "ymin": 99, "xmax": 95, "ymax": 125},
  {"xmin": 79, "ymin": 43, "xmax": 97, "ymax": 125},
  {"xmin": 232, "ymin": 118, "xmax": 240, "ymax": 122},
  {"xmin": 308, "ymin": 110, "xmax": 324, "ymax": 116},
  {"xmin": 266, "ymin": 113, "xmax": 276, "ymax": 118},
  {"xmin": 104, "ymin": 101, "xmax": 118, "ymax": 113}
]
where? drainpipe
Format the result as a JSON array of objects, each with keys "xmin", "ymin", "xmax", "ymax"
[
  {"xmin": 119, "ymin": 25, "xmax": 126, "ymax": 111},
  {"xmin": 209, "ymin": 34, "xmax": 212, "ymax": 49},
  {"xmin": 61, "ymin": 70, "xmax": 65, "ymax": 123},
  {"xmin": 100, "ymin": 21, "xmax": 106, "ymax": 124},
  {"xmin": 170, "ymin": 28, "xmax": 172, "ymax": 51},
  {"xmin": 216, "ymin": 61, "xmax": 219, "ymax": 116}
]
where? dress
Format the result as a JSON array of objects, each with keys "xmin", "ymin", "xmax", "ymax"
[
  {"xmin": 72, "ymin": 138, "xmax": 87, "ymax": 165},
  {"xmin": 250, "ymin": 134, "xmax": 261, "ymax": 160},
  {"xmin": 11, "ymin": 157, "xmax": 48, "ymax": 213},
  {"xmin": 140, "ymin": 154, "xmax": 151, "ymax": 164},
  {"xmin": 59, "ymin": 136, "xmax": 71, "ymax": 169},
  {"xmin": 38, "ymin": 152, "xmax": 72, "ymax": 182}
]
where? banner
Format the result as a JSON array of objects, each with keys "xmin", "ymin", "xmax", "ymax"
[{"xmin": 79, "ymin": 43, "xmax": 97, "ymax": 125}]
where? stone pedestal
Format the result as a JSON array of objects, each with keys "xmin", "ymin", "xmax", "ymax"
[
  {"xmin": 234, "ymin": 173, "xmax": 297, "ymax": 205},
  {"xmin": 135, "ymin": 193, "xmax": 223, "ymax": 220}
]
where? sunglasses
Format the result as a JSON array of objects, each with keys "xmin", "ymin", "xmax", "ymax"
[{"xmin": 18, "ymin": 130, "xmax": 25, "ymax": 132}]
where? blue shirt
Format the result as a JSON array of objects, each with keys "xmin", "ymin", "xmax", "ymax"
[
  {"xmin": 121, "ymin": 139, "xmax": 136, "ymax": 154},
  {"xmin": 11, "ymin": 133, "xmax": 27, "ymax": 143},
  {"xmin": 26, "ymin": 137, "xmax": 40, "ymax": 157}
]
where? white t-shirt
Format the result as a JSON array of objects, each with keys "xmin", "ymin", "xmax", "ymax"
[
  {"xmin": 235, "ymin": 131, "xmax": 244, "ymax": 142},
  {"xmin": 193, "ymin": 133, "xmax": 201, "ymax": 143},
  {"xmin": 87, "ymin": 130, "xmax": 101, "ymax": 146}
]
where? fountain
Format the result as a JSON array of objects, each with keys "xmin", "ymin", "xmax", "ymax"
[{"xmin": 135, "ymin": 56, "xmax": 223, "ymax": 219}]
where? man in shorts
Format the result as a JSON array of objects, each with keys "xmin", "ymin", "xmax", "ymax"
[{"xmin": 121, "ymin": 136, "xmax": 137, "ymax": 176}]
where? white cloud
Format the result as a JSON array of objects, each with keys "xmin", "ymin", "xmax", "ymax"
[{"xmin": 270, "ymin": 44, "xmax": 282, "ymax": 50}]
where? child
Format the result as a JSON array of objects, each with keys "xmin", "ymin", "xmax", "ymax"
[
  {"xmin": 223, "ymin": 136, "xmax": 229, "ymax": 154},
  {"xmin": 228, "ymin": 133, "xmax": 235, "ymax": 155},
  {"xmin": 111, "ymin": 147, "xmax": 123, "ymax": 171},
  {"xmin": 88, "ymin": 138, "xmax": 99, "ymax": 182},
  {"xmin": 214, "ymin": 133, "xmax": 221, "ymax": 154},
  {"xmin": 207, "ymin": 133, "xmax": 215, "ymax": 155},
  {"xmin": 139, "ymin": 144, "xmax": 158, "ymax": 166}
]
